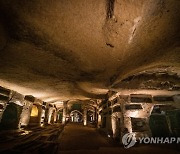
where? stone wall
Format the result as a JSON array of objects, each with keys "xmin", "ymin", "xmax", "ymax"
[{"xmin": 98, "ymin": 91, "xmax": 180, "ymax": 140}]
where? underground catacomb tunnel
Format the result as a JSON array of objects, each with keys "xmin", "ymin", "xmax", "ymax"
[{"xmin": 0, "ymin": 0, "xmax": 180, "ymax": 154}]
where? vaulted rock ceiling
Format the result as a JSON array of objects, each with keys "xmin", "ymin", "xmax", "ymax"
[{"xmin": 0, "ymin": 0, "xmax": 179, "ymax": 103}]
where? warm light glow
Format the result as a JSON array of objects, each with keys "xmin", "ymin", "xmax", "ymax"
[
  {"xmin": 62, "ymin": 117, "xmax": 66, "ymax": 123},
  {"xmin": 30, "ymin": 105, "xmax": 38, "ymax": 117},
  {"xmin": 48, "ymin": 109, "xmax": 53, "ymax": 124},
  {"xmin": 98, "ymin": 114, "xmax": 101, "ymax": 127},
  {"xmin": 20, "ymin": 130, "xmax": 32, "ymax": 136},
  {"xmin": 84, "ymin": 120, "xmax": 87, "ymax": 126},
  {"xmin": 83, "ymin": 108, "xmax": 87, "ymax": 126},
  {"xmin": 14, "ymin": 101, "xmax": 23, "ymax": 106}
]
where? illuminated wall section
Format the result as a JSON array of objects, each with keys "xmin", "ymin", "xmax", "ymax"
[
  {"xmin": 30, "ymin": 105, "xmax": 39, "ymax": 117},
  {"xmin": 19, "ymin": 100, "xmax": 33, "ymax": 127}
]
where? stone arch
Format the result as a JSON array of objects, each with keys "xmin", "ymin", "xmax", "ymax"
[{"xmin": 70, "ymin": 110, "xmax": 83, "ymax": 122}]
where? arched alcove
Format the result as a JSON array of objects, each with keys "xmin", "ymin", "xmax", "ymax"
[{"xmin": 70, "ymin": 110, "xmax": 83, "ymax": 123}]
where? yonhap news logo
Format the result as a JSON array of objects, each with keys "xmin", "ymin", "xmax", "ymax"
[
  {"xmin": 122, "ymin": 133, "xmax": 180, "ymax": 149},
  {"xmin": 122, "ymin": 133, "xmax": 137, "ymax": 148}
]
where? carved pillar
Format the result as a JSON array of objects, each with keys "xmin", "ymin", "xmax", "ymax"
[
  {"xmin": 62, "ymin": 102, "xmax": 67, "ymax": 124},
  {"xmin": 83, "ymin": 107, "xmax": 87, "ymax": 126}
]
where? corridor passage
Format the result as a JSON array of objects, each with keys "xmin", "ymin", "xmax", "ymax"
[{"xmin": 0, "ymin": 0, "xmax": 179, "ymax": 154}]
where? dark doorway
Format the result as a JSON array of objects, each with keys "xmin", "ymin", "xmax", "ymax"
[{"xmin": 0, "ymin": 103, "xmax": 22, "ymax": 130}]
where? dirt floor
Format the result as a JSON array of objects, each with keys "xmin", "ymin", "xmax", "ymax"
[{"xmin": 58, "ymin": 123, "xmax": 111, "ymax": 151}]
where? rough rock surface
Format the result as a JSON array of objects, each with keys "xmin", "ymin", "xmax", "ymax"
[{"xmin": 0, "ymin": 0, "xmax": 179, "ymax": 104}]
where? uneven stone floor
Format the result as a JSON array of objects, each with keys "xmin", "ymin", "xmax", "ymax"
[{"xmin": 0, "ymin": 124, "xmax": 63, "ymax": 153}]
